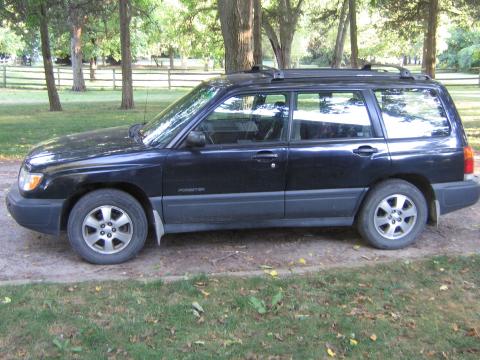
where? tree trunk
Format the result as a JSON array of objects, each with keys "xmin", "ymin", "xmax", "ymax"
[
  {"xmin": 332, "ymin": 0, "xmax": 349, "ymax": 68},
  {"xmin": 39, "ymin": 3, "xmax": 62, "ymax": 112},
  {"xmin": 262, "ymin": 0, "xmax": 304, "ymax": 70},
  {"xmin": 89, "ymin": 58, "xmax": 96, "ymax": 80},
  {"xmin": 218, "ymin": 0, "xmax": 254, "ymax": 74},
  {"xmin": 168, "ymin": 46, "xmax": 174, "ymax": 69},
  {"xmin": 425, "ymin": 0, "xmax": 438, "ymax": 78},
  {"xmin": 253, "ymin": 0, "xmax": 262, "ymax": 65},
  {"xmin": 70, "ymin": 21, "xmax": 86, "ymax": 91},
  {"xmin": 421, "ymin": 19, "xmax": 428, "ymax": 71},
  {"xmin": 349, "ymin": 0, "xmax": 359, "ymax": 68},
  {"xmin": 263, "ymin": 19, "xmax": 285, "ymax": 68},
  {"xmin": 119, "ymin": 0, "xmax": 134, "ymax": 109}
]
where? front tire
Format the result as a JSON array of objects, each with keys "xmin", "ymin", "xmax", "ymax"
[
  {"xmin": 358, "ymin": 179, "xmax": 428, "ymax": 250},
  {"xmin": 67, "ymin": 189, "xmax": 148, "ymax": 264}
]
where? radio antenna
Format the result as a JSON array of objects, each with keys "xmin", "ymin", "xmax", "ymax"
[{"xmin": 143, "ymin": 88, "xmax": 149, "ymax": 124}]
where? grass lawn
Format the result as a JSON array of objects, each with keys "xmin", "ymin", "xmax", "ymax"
[
  {"xmin": 0, "ymin": 88, "xmax": 188, "ymax": 158},
  {"xmin": 0, "ymin": 85, "xmax": 479, "ymax": 158},
  {"xmin": 0, "ymin": 255, "xmax": 479, "ymax": 359}
]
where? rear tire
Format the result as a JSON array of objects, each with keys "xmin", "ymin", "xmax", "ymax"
[
  {"xmin": 358, "ymin": 179, "xmax": 428, "ymax": 250},
  {"xmin": 67, "ymin": 189, "xmax": 148, "ymax": 264}
]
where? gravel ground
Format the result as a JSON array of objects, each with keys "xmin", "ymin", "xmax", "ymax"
[{"xmin": 0, "ymin": 159, "xmax": 479, "ymax": 285}]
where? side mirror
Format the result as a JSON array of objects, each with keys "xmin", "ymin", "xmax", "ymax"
[{"xmin": 185, "ymin": 131, "xmax": 206, "ymax": 148}]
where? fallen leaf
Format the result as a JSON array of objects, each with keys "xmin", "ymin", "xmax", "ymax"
[
  {"xmin": 264, "ymin": 269, "xmax": 278, "ymax": 277},
  {"xmin": 452, "ymin": 324, "xmax": 459, "ymax": 332},
  {"xmin": 192, "ymin": 301, "xmax": 205, "ymax": 314},
  {"xmin": 353, "ymin": 245, "xmax": 361, "ymax": 250},
  {"xmin": 466, "ymin": 328, "xmax": 479, "ymax": 337},
  {"xmin": 439, "ymin": 285, "xmax": 449, "ymax": 291},
  {"xmin": 95, "ymin": 286, "xmax": 102, "ymax": 292},
  {"xmin": 2, "ymin": 296, "xmax": 11, "ymax": 304},
  {"xmin": 274, "ymin": 333, "xmax": 284, "ymax": 341},
  {"xmin": 326, "ymin": 347, "xmax": 336, "ymax": 357},
  {"xmin": 298, "ymin": 258, "xmax": 307, "ymax": 265},
  {"xmin": 370, "ymin": 334, "xmax": 377, "ymax": 341},
  {"xmin": 260, "ymin": 265, "xmax": 273, "ymax": 270},
  {"xmin": 350, "ymin": 338, "xmax": 358, "ymax": 346},
  {"xmin": 199, "ymin": 289, "xmax": 210, "ymax": 297},
  {"xmin": 194, "ymin": 340, "xmax": 205, "ymax": 346}
]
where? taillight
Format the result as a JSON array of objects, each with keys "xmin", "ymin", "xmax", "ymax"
[{"xmin": 464, "ymin": 146, "xmax": 474, "ymax": 175}]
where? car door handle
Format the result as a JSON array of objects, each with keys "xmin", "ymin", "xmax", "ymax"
[
  {"xmin": 252, "ymin": 152, "xmax": 279, "ymax": 161},
  {"xmin": 353, "ymin": 146, "xmax": 378, "ymax": 156}
]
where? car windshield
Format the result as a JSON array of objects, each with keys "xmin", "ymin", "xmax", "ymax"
[{"xmin": 141, "ymin": 83, "xmax": 220, "ymax": 146}]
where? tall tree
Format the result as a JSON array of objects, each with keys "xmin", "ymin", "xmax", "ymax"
[
  {"xmin": 67, "ymin": 1, "xmax": 86, "ymax": 91},
  {"xmin": 253, "ymin": 0, "xmax": 262, "ymax": 65},
  {"xmin": 39, "ymin": 2, "xmax": 62, "ymax": 111},
  {"xmin": 119, "ymin": 0, "xmax": 134, "ymax": 109},
  {"xmin": 218, "ymin": 0, "xmax": 254, "ymax": 73},
  {"xmin": 332, "ymin": 0, "xmax": 349, "ymax": 68},
  {"xmin": 1, "ymin": 0, "xmax": 62, "ymax": 111},
  {"xmin": 262, "ymin": 0, "xmax": 304, "ymax": 69},
  {"xmin": 425, "ymin": 0, "xmax": 439, "ymax": 78},
  {"xmin": 349, "ymin": 0, "xmax": 359, "ymax": 68}
]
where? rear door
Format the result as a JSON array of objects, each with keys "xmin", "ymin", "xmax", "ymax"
[
  {"xmin": 286, "ymin": 89, "xmax": 391, "ymax": 220},
  {"xmin": 373, "ymin": 87, "xmax": 463, "ymax": 183},
  {"xmin": 163, "ymin": 91, "xmax": 290, "ymax": 224}
]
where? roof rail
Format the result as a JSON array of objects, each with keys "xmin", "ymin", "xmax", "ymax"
[
  {"xmin": 241, "ymin": 64, "xmax": 431, "ymax": 82},
  {"xmin": 361, "ymin": 63, "xmax": 414, "ymax": 79},
  {"xmin": 246, "ymin": 65, "xmax": 284, "ymax": 80}
]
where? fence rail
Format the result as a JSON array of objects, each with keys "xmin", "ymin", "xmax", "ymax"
[
  {"xmin": 0, "ymin": 66, "xmax": 223, "ymax": 90},
  {"xmin": 1, "ymin": 65, "xmax": 479, "ymax": 90}
]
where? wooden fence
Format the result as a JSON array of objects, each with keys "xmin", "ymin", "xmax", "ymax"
[
  {"xmin": 0, "ymin": 66, "xmax": 223, "ymax": 90},
  {"xmin": 1, "ymin": 65, "xmax": 479, "ymax": 89}
]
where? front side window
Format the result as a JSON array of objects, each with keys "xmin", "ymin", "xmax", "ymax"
[
  {"xmin": 195, "ymin": 93, "xmax": 288, "ymax": 145},
  {"xmin": 374, "ymin": 88, "xmax": 450, "ymax": 138},
  {"xmin": 141, "ymin": 83, "xmax": 221, "ymax": 146},
  {"xmin": 292, "ymin": 91, "xmax": 373, "ymax": 141}
]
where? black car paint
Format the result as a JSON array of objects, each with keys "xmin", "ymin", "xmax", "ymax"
[{"xmin": 6, "ymin": 74, "xmax": 480, "ymax": 237}]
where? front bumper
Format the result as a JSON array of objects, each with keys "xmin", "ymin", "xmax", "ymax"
[
  {"xmin": 5, "ymin": 185, "xmax": 64, "ymax": 235},
  {"xmin": 432, "ymin": 176, "xmax": 480, "ymax": 215}
]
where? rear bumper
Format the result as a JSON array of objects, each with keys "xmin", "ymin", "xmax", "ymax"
[
  {"xmin": 5, "ymin": 185, "xmax": 64, "ymax": 235},
  {"xmin": 432, "ymin": 177, "xmax": 480, "ymax": 215}
]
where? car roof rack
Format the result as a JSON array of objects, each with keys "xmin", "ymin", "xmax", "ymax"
[
  {"xmin": 246, "ymin": 64, "xmax": 284, "ymax": 80},
  {"xmin": 361, "ymin": 63, "xmax": 414, "ymax": 79},
  {"xmin": 242, "ymin": 63, "xmax": 430, "ymax": 82}
]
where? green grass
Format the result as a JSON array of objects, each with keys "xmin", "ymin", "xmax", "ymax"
[
  {"xmin": 0, "ymin": 85, "xmax": 479, "ymax": 158},
  {"xmin": 0, "ymin": 88, "xmax": 188, "ymax": 158},
  {"xmin": 0, "ymin": 255, "xmax": 479, "ymax": 359}
]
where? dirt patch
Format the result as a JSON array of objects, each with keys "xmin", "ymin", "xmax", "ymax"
[{"xmin": 0, "ymin": 159, "xmax": 479, "ymax": 285}]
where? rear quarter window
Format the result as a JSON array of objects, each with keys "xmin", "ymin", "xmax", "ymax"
[{"xmin": 374, "ymin": 88, "xmax": 450, "ymax": 139}]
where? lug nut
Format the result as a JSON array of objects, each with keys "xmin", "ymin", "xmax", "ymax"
[
  {"xmin": 100, "ymin": 231, "xmax": 105, "ymax": 235},
  {"xmin": 101, "ymin": 224, "xmax": 105, "ymax": 228},
  {"xmin": 392, "ymin": 220, "xmax": 396, "ymax": 224},
  {"xmin": 107, "ymin": 233, "xmax": 112, "ymax": 238},
  {"xmin": 108, "ymin": 222, "xmax": 112, "ymax": 226}
]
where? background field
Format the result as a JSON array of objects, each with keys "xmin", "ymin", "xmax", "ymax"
[{"xmin": 0, "ymin": 85, "xmax": 478, "ymax": 158}]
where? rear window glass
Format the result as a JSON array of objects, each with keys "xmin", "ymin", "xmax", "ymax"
[{"xmin": 374, "ymin": 88, "xmax": 450, "ymax": 138}]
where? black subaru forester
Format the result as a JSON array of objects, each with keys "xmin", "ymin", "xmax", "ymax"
[{"xmin": 6, "ymin": 65, "xmax": 480, "ymax": 264}]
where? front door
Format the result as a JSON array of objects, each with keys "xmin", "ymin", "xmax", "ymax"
[
  {"xmin": 163, "ymin": 91, "xmax": 289, "ymax": 225},
  {"xmin": 286, "ymin": 89, "xmax": 391, "ymax": 219}
]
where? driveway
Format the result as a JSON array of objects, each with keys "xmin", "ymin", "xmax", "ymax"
[{"xmin": 1, "ymin": 159, "xmax": 479, "ymax": 284}]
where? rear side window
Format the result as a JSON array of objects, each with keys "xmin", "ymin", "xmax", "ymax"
[
  {"xmin": 292, "ymin": 91, "xmax": 373, "ymax": 141},
  {"xmin": 374, "ymin": 88, "xmax": 450, "ymax": 138}
]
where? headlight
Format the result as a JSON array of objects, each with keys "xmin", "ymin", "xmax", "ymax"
[{"xmin": 18, "ymin": 167, "xmax": 43, "ymax": 191}]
